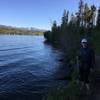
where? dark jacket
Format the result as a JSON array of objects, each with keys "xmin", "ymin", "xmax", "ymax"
[{"xmin": 78, "ymin": 47, "xmax": 95, "ymax": 69}]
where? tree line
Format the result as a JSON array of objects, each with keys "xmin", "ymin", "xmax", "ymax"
[{"xmin": 44, "ymin": 0, "xmax": 100, "ymax": 56}]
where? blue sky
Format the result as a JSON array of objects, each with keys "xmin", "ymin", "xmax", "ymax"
[{"xmin": 0, "ymin": 0, "xmax": 100, "ymax": 30}]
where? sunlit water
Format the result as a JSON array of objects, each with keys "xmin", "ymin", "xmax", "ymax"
[{"xmin": 0, "ymin": 35, "xmax": 68, "ymax": 100}]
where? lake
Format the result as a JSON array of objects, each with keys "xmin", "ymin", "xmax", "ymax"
[{"xmin": 0, "ymin": 35, "xmax": 68, "ymax": 100}]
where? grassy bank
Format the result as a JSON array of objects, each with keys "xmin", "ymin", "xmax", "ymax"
[
  {"xmin": 45, "ymin": 67, "xmax": 96, "ymax": 100},
  {"xmin": 46, "ymin": 68, "xmax": 80, "ymax": 100}
]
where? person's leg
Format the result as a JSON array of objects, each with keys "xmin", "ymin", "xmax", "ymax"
[
  {"xmin": 86, "ymin": 83, "xmax": 90, "ymax": 91},
  {"xmin": 78, "ymin": 81, "xmax": 84, "ymax": 90},
  {"xmin": 84, "ymin": 67, "xmax": 90, "ymax": 91},
  {"xmin": 79, "ymin": 67, "xmax": 85, "ymax": 90}
]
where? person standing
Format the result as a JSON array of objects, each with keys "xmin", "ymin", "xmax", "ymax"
[{"xmin": 78, "ymin": 38, "xmax": 95, "ymax": 91}]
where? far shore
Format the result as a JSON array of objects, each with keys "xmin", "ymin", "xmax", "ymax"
[{"xmin": 0, "ymin": 33, "xmax": 44, "ymax": 36}]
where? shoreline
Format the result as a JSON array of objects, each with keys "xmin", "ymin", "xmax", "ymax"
[{"xmin": 0, "ymin": 34, "xmax": 44, "ymax": 36}]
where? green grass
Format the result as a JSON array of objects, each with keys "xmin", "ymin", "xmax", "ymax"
[
  {"xmin": 45, "ymin": 67, "xmax": 96, "ymax": 100},
  {"xmin": 45, "ymin": 68, "xmax": 80, "ymax": 100}
]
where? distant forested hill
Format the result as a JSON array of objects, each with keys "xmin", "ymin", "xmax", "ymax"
[{"xmin": 0, "ymin": 25, "xmax": 46, "ymax": 35}]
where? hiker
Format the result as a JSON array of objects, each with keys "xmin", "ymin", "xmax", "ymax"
[{"xmin": 78, "ymin": 38, "xmax": 95, "ymax": 91}]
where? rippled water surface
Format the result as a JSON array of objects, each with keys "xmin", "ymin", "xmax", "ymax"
[{"xmin": 0, "ymin": 35, "xmax": 67, "ymax": 100}]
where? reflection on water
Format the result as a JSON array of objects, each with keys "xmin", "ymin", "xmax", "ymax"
[{"xmin": 0, "ymin": 35, "xmax": 68, "ymax": 100}]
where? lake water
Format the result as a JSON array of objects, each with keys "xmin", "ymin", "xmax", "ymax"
[{"xmin": 0, "ymin": 35, "xmax": 68, "ymax": 100}]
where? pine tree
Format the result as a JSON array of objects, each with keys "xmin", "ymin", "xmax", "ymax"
[
  {"xmin": 70, "ymin": 14, "xmax": 77, "ymax": 26},
  {"xmin": 96, "ymin": 7, "xmax": 100, "ymax": 30},
  {"xmin": 83, "ymin": 3, "xmax": 90, "ymax": 28},
  {"xmin": 61, "ymin": 9, "xmax": 69, "ymax": 27},
  {"xmin": 90, "ymin": 5, "xmax": 96, "ymax": 28},
  {"xmin": 78, "ymin": 0, "xmax": 84, "ymax": 27},
  {"xmin": 51, "ymin": 20, "xmax": 59, "ymax": 43},
  {"xmin": 52, "ymin": 20, "xmax": 57, "ymax": 33}
]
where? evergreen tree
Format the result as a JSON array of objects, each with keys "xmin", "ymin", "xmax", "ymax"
[
  {"xmin": 61, "ymin": 9, "xmax": 69, "ymax": 27},
  {"xmin": 96, "ymin": 7, "xmax": 100, "ymax": 31},
  {"xmin": 51, "ymin": 20, "xmax": 57, "ymax": 33},
  {"xmin": 78, "ymin": 0, "xmax": 84, "ymax": 27},
  {"xmin": 83, "ymin": 3, "xmax": 90, "ymax": 28},
  {"xmin": 44, "ymin": 31, "xmax": 52, "ymax": 42},
  {"xmin": 70, "ymin": 14, "xmax": 77, "ymax": 26},
  {"xmin": 51, "ymin": 20, "xmax": 58, "ymax": 43},
  {"xmin": 90, "ymin": 5, "xmax": 96, "ymax": 28}
]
